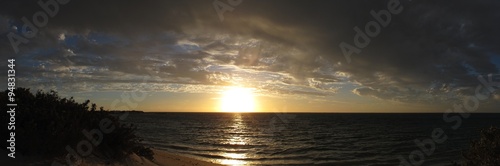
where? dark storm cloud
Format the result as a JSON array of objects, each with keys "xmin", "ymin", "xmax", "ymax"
[
  {"xmin": 338, "ymin": 0, "xmax": 500, "ymax": 102},
  {"xmin": 0, "ymin": 0, "xmax": 196, "ymax": 34},
  {"xmin": 1, "ymin": 0, "xmax": 499, "ymax": 104}
]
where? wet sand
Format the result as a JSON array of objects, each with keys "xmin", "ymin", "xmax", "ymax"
[{"xmin": 1, "ymin": 148, "xmax": 223, "ymax": 166}]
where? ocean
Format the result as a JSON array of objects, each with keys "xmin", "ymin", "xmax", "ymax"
[{"xmin": 123, "ymin": 113, "xmax": 500, "ymax": 165}]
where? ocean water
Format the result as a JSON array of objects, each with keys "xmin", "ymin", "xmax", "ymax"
[{"xmin": 124, "ymin": 113, "xmax": 500, "ymax": 165}]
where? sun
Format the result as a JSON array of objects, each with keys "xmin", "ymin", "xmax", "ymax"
[{"xmin": 220, "ymin": 87, "xmax": 256, "ymax": 112}]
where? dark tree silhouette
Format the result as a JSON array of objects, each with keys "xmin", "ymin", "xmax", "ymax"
[
  {"xmin": 0, "ymin": 88, "xmax": 153, "ymax": 163},
  {"xmin": 454, "ymin": 126, "xmax": 500, "ymax": 166}
]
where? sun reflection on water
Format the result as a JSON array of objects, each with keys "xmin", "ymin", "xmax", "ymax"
[
  {"xmin": 220, "ymin": 159, "xmax": 247, "ymax": 165},
  {"xmin": 223, "ymin": 153, "xmax": 247, "ymax": 159},
  {"xmin": 217, "ymin": 114, "xmax": 249, "ymax": 165}
]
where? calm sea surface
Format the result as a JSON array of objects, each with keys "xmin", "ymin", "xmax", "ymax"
[{"xmin": 124, "ymin": 113, "xmax": 500, "ymax": 165}]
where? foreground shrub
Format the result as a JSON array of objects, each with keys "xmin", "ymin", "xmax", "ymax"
[
  {"xmin": 454, "ymin": 126, "xmax": 500, "ymax": 165},
  {"xmin": 0, "ymin": 88, "xmax": 153, "ymax": 162}
]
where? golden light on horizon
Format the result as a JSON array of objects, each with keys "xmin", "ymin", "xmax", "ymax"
[{"xmin": 219, "ymin": 87, "xmax": 256, "ymax": 112}]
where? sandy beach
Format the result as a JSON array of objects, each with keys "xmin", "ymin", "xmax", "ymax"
[
  {"xmin": 81, "ymin": 149, "xmax": 221, "ymax": 166},
  {"xmin": 81, "ymin": 148, "xmax": 224, "ymax": 166},
  {"xmin": 1, "ymin": 148, "xmax": 223, "ymax": 166}
]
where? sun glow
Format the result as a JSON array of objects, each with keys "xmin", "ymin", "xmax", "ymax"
[{"xmin": 220, "ymin": 87, "xmax": 256, "ymax": 112}]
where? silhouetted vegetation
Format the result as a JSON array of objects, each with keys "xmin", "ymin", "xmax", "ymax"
[
  {"xmin": 0, "ymin": 88, "xmax": 153, "ymax": 162},
  {"xmin": 453, "ymin": 126, "xmax": 500, "ymax": 166}
]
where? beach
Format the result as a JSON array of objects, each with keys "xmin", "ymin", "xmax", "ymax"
[
  {"xmin": 147, "ymin": 149, "xmax": 223, "ymax": 166},
  {"xmin": 1, "ymin": 148, "xmax": 223, "ymax": 166},
  {"xmin": 81, "ymin": 148, "xmax": 224, "ymax": 166}
]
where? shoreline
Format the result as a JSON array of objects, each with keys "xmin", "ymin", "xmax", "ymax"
[
  {"xmin": 147, "ymin": 148, "xmax": 224, "ymax": 166},
  {"xmin": 81, "ymin": 148, "xmax": 225, "ymax": 166},
  {"xmin": 1, "ymin": 148, "xmax": 224, "ymax": 166}
]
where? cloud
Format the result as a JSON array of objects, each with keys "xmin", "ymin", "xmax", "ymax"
[{"xmin": 0, "ymin": 0, "xmax": 499, "ymax": 106}]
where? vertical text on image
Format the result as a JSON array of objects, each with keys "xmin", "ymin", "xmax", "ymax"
[{"xmin": 7, "ymin": 59, "xmax": 17, "ymax": 158}]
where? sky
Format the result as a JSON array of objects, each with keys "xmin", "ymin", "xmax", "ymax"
[{"xmin": 0, "ymin": 0, "xmax": 499, "ymax": 112}]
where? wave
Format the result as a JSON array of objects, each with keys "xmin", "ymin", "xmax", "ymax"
[{"xmin": 127, "ymin": 113, "xmax": 500, "ymax": 165}]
